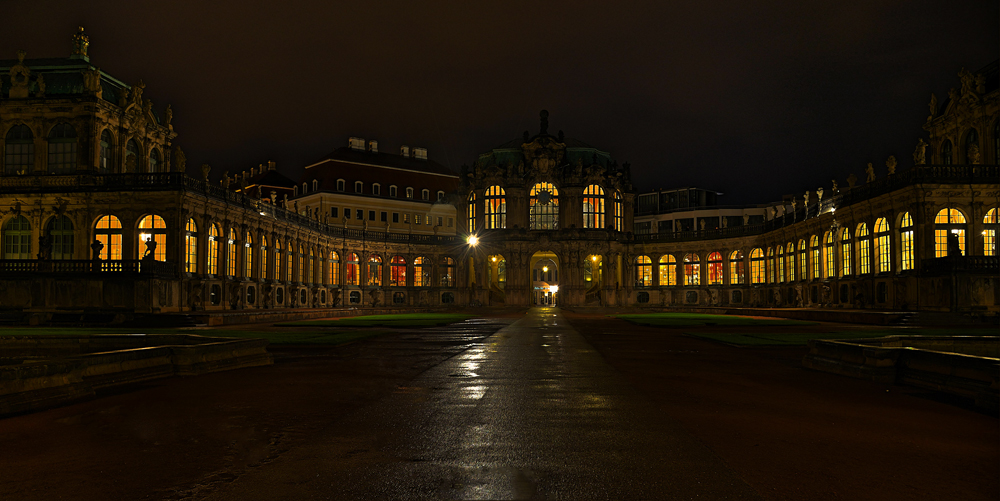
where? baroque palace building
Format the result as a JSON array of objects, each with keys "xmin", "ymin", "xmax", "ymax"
[{"xmin": 0, "ymin": 29, "xmax": 996, "ymax": 320}]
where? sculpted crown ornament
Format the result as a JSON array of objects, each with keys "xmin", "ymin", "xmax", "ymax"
[{"xmin": 71, "ymin": 26, "xmax": 89, "ymax": 58}]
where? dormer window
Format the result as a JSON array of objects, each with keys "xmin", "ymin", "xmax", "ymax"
[
  {"xmin": 372, "ymin": 183, "xmax": 381, "ymax": 196},
  {"xmin": 437, "ymin": 191, "xmax": 445, "ymax": 202},
  {"xmin": 389, "ymin": 185, "xmax": 397, "ymax": 197},
  {"xmin": 312, "ymin": 179, "xmax": 318, "ymax": 192},
  {"xmin": 293, "ymin": 186, "xmax": 299, "ymax": 196},
  {"xmin": 421, "ymin": 189, "xmax": 430, "ymax": 201},
  {"xmin": 337, "ymin": 179, "xmax": 345, "ymax": 192},
  {"xmin": 302, "ymin": 182, "xmax": 308, "ymax": 193},
  {"xmin": 355, "ymin": 181, "xmax": 363, "ymax": 193},
  {"xmin": 406, "ymin": 187, "xmax": 414, "ymax": 199}
]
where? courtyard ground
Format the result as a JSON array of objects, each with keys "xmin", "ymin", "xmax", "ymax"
[{"xmin": 0, "ymin": 309, "xmax": 995, "ymax": 500}]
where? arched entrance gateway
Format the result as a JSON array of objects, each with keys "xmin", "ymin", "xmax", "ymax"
[{"xmin": 460, "ymin": 110, "xmax": 635, "ymax": 307}]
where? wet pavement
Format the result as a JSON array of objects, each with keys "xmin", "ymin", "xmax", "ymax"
[{"xmin": 204, "ymin": 307, "xmax": 760, "ymax": 500}]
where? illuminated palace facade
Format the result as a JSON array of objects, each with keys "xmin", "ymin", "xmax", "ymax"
[{"xmin": 0, "ymin": 30, "xmax": 996, "ymax": 319}]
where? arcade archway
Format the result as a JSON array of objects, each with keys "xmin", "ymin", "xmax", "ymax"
[{"xmin": 530, "ymin": 251, "xmax": 559, "ymax": 306}]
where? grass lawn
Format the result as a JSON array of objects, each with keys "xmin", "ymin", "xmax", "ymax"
[
  {"xmin": 276, "ymin": 313, "xmax": 477, "ymax": 328},
  {"xmin": 0, "ymin": 327, "xmax": 392, "ymax": 346},
  {"xmin": 616, "ymin": 312, "xmax": 816, "ymax": 327},
  {"xmin": 685, "ymin": 330, "xmax": 891, "ymax": 346}
]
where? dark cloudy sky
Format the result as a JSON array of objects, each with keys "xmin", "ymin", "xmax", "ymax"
[{"xmin": 3, "ymin": 1, "xmax": 997, "ymax": 204}]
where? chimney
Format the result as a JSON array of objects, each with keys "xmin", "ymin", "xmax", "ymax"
[
  {"xmin": 348, "ymin": 137, "xmax": 365, "ymax": 151},
  {"xmin": 268, "ymin": 160, "xmax": 276, "ymax": 171},
  {"xmin": 400, "ymin": 145, "xmax": 409, "ymax": 157},
  {"xmin": 413, "ymin": 147, "xmax": 427, "ymax": 160},
  {"xmin": 368, "ymin": 140, "xmax": 378, "ymax": 153}
]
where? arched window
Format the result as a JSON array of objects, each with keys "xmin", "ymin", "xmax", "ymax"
[
  {"xmin": 496, "ymin": 256, "xmax": 507, "ymax": 290},
  {"xmin": 406, "ymin": 187, "xmax": 414, "ymax": 199},
  {"xmin": 308, "ymin": 248, "xmax": 315, "ymax": 283},
  {"xmin": 440, "ymin": 257, "xmax": 455, "ymax": 287},
  {"xmin": 207, "ymin": 224, "xmax": 220, "ymax": 275},
  {"xmin": 297, "ymin": 245, "xmax": 305, "ymax": 283},
  {"xmin": 99, "ymin": 130, "xmax": 113, "ymax": 173},
  {"xmin": 226, "ymin": 228, "xmax": 238, "ymax": 276},
  {"xmin": 767, "ymin": 247, "xmax": 775, "ymax": 283},
  {"xmin": 583, "ymin": 185, "xmax": 605, "ymax": 229},
  {"xmin": 729, "ymin": 250, "xmax": 744, "ymax": 285},
  {"xmin": 422, "ymin": 189, "xmax": 430, "ymax": 201},
  {"xmin": 5, "ymin": 124, "xmax": 34, "ymax": 175},
  {"xmin": 934, "ymin": 208, "xmax": 966, "ymax": 257},
  {"xmin": 314, "ymin": 179, "xmax": 320, "ymax": 192},
  {"xmin": 984, "ymin": 208, "xmax": 998, "ymax": 256},
  {"xmin": 941, "ymin": 140, "xmax": 953, "ymax": 165},
  {"xmin": 707, "ymin": 252, "xmax": 723, "ymax": 285},
  {"xmin": 47, "ymin": 123, "xmax": 77, "ymax": 174},
  {"xmin": 964, "ymin": 129, "xmax": 978, "ymax": 164},
  {"xmin": 798, "ymin": 240, "xmax": 807, "ymax": 281},
  {"xmin": 467, "ymin": 192, "xmax": 477, "ymax": 232},
  {"xmin": 346, "ymin": 253, "xmax": 359, "ymax": 285},
  {"xmin": 368, "ymin": 254, "xmax": 382, "ymax": 286},
  {"xmin": 750, "ymin": 248, "xmax": 765, "ymax": 284},
  {"xmin": 413, "ymin": 256, "xmax": 428, "ymax": 287},
  {"xmin": 824, "ymin": 231, "xmax": 835, "ymax": 278},
  {"xmin": 390, "ymin": 256, "xmax": 406, "ymax": 286},
  {"xmin": 3, "ymin": 215, "xmax": 32, "ymax": 259},
  {"xmin": 874, "ymin": 218, "xmax": 890, "ymax": 273},
  {"xmin": 337, "ymin": 179, "xmax": 345, "ymax": 192},
  {"xmin": 148, "ymin": 148, "xmax": 160, "ymax": 173},
  {"xmin": 614, "ymin": 190, "xmax": 624, "ymax": 232},
  {"xmin": 683, "ymin": 253, "xmax": 700, "ymax": 286},
  {"xmin": 327, "ymin": 251, "xmax": 339, "ymax": 285},
  {"xmin": 284, "ymin": 242, "xmax": 292, "ymax": 282},
  {"xmin": 261, "ymin": 236, "xmax": 269, "ymax": 280},
  {"xmin": 125, "ymin": 139, "xmax": 140, "ymax": 172},
  {"xmin": 244, "ymin": 232, "xmax": 254, "ymax": 278},
  {"xmin": 658, "ymin": 255, "xmax": 677, "ymax": 287},
  {"xmin": 529, "ymin": 182, "xmax": 559, "ymax": 230},
  {"xmin": 484, "ymin": 186, "xmax": 506, "ymax": 229},
  {"xmin": 389, "ymin": 185, "xmax": 397, "ymax": 197},
  {"xmin": 95, "ymin": 215, "xmax": 123, "ymax": 261},
  {"xmin": 185, "ymin": 218, "xmax": 198, "ymax": 273},
  {"xmin": 355, "ymin": 181, "xmax": 363, "ymax": 193},
  {"xmin": 810, "ymin": 236, "xmax": 820, "ymax": 280},
  {"xmin": 635, "ymin": 256, "xmax": 652, "ymax": 287},
  {"xmin": 437, "ymin": 191, "xmax": 445, "ymax": 202},
  {"xmin": 776, "ymin": 246, "xmax": 785, "ymax": 283},
  {"xmin": 372, "ymin": 183, "xmax": 380, "ymax": 195},
  {"xmin": 138, "ymin": 214, "xmax": 167, "ymax": 262},
  {"xmin": 786, "ymin": 243, "xmax": 796, "ymax": 282},
  {"xmin": 840, "ymin": 227, "xmax": 852, "ymax": 276},
  {"xmin": 46, "ymin": 215, "xmax": 74, "ymax": 260},
  {"xmin": 857, "ymin": 223, "xmax": 871, "ymax": 275}
]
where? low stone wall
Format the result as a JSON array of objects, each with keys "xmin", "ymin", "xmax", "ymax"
[
  {"xmin": 0, "ymin": 335, "xmax": 272, "ymax": 417},
  {"xmin": 803, "ymin": 336, "xmax": 999, "ymax": 412}
]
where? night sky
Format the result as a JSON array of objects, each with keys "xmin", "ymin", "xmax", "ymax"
[{"xmin": 3, "ymin": 1, "xmax": 997, "ymax": 204}]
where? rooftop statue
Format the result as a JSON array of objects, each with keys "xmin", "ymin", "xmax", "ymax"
[
  {"xmin": 886, "ymin": 155, "xmax": 897, "ymax": 175},
  {"xmin": 913, "ymin": 138, "xmax": 927, "ymax": 165},
  {"xmin": 865, "ymin": 163, "xmax": 875, "ymax": 183}
]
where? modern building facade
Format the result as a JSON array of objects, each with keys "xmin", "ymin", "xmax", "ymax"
[{"xmin": 0, "ymin": 29, "xmax": 996, "ymax": 320}]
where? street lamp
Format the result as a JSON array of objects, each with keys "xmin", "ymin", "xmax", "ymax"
[{"xmin": 467, "ymin": 235, "xmax": 478, "ymax": 246}]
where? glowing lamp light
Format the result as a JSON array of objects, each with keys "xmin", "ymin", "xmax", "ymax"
[
  {"xmin": 491, "ymin": 256, "xmax": 497, "ymax": 262},
  {"xmin": 467, "ymin": 235, "xmax": 479, "ymax": 246},
  {"xmin": 549, "ymin": 285, "xmax": 559, "ymax": 293},
  {"xmin": 139, "ymin": 233, "xmax": 151, "ymax": 242},
  {"xmin": 542, "ymin": 266, "xmax": 549, "ymax": 273},
  {"xmin": 591, "ymin": 255, "xmax": 597, "ymax": 262}
]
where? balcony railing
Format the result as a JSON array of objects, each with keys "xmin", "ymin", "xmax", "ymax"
[
  {"xmin": 921, "ymin": 256, "xmax": 999, "ymax": 275},
  {"xmin": 0, "ymin": 259, "xmax": 176, "ymax": 278}
]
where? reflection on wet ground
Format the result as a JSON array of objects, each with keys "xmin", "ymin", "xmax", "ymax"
[{"xmin": 205, "ymin": 307, "xmax": 760, "ymax": 500}]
